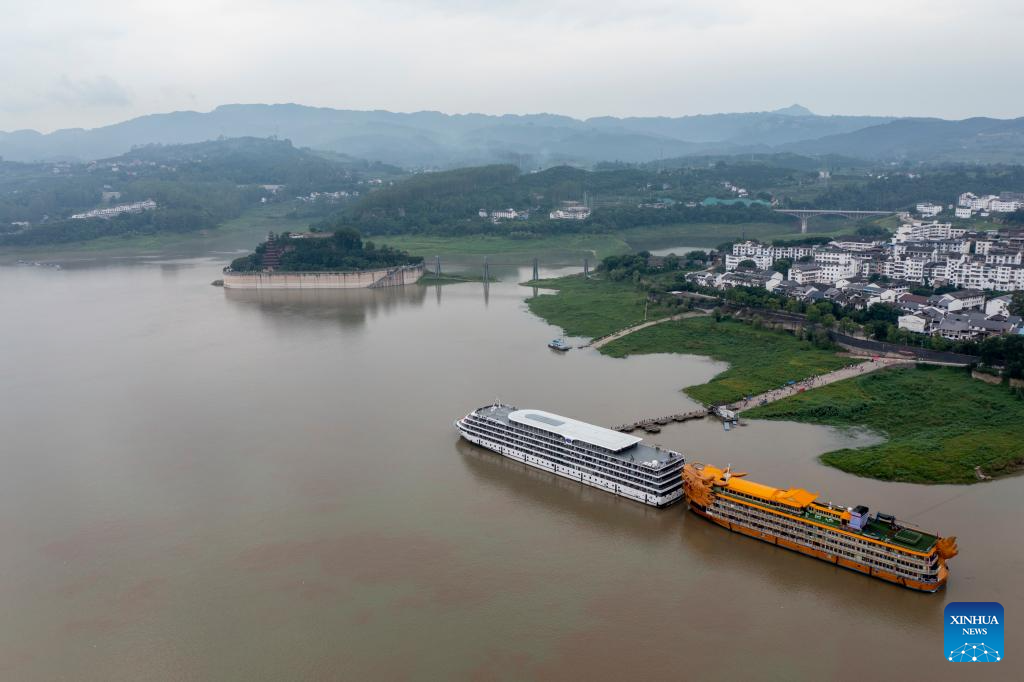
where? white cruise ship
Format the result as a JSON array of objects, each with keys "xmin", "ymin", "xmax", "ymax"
[{"xmin": 456, "ymin": 403, "xmax": 685, "ymax": 507}]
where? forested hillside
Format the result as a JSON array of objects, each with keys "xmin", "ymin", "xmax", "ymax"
[{"xmin": 0, "ymin": 138, "xmax": 377, "ymax": 246}]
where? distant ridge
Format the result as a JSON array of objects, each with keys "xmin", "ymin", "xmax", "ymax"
[
  {"xmin": 2, "ymin": 103, "xmax": 1021, "ymax": 166},
  {"xmin": 773, "ymin": 104, "xmax": 814, "ymax": 117}
]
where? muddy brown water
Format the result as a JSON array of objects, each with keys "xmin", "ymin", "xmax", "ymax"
[{"xmin": 0, "ymin": 258, "xmax": 1020, "ymax": 680}]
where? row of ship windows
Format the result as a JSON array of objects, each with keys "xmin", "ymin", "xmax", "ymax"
[
  {"xmin": 465, "ymin": 423, "xmax": 677, "ymax": 491},
  {"xmin": 714, "ymin": 507, "xmax": 936, "ymax": 581},
  {"xmin": 719, "ymin": 501, "xmax": 934, "ymax": 571},
  {"xmin": 467, "ymin": 425, "xmax": 683, "ymax": 498},
  {"xmin": 719, "ymin": 494, "xmax": 934, "ymax": 566},
  {"xmin": 499, "ymin": 420, "xmax": 681, "ymax": 478},
  {"xmin": 463, "ymin": 423, "xmax": 680, "ymax": 492},
  {"xmin": 470, "ymin": 419, "xmax": 681, "ymax": 486},
  {"xmin": 716, "ymin": 503, "xmax": 935, "ymax": 577},
  {"xmin": 503, "ymin": 422, "xmax": 681, "ymax": 480}
]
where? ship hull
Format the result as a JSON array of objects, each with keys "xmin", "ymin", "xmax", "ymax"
[
  {"xmin": 687, "ymin": 503, "xmax": 946, "ymax": 593},
  {"xmin": 458, "ymin": 423, "xmax": 682, "ymax": 508}
]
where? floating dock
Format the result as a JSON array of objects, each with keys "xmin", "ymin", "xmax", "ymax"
[{"xmin": 613, "ymin": 409, "xmax": 707, "ymax": 433}]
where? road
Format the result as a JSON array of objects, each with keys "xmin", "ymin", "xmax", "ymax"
[
  {"xmin": 730, "ymin": 357, "xmax": 911, "ymax": 413},
  {"xmin": 589, "ymin": 310, "xmax": 708, "ymax": 350}
]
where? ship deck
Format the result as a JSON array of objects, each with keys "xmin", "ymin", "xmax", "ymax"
[
  {"xmin": 472, "ymin": 404, "xmax": 681, "ymax": 469},
  {"xmin": 719, "ymin": 490, "xmax": 937, "ymax": 552}
]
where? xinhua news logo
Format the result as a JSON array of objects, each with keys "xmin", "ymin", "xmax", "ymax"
[{"xmin": 945, "ymin": 602, "xmax": 1003, "ymax": 662}]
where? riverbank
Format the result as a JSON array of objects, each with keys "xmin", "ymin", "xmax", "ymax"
[
  {"xmin": 0, "ymin": 205, "xmax": 308, "ymax": 264},
  {"xmin": 744, "ymin": 365, "xmax": 1024, "ymax": 484},
  {"xmin": 0, "ymin": 215, "xmax": 863, "ymax": 265},
  {"xmin": 376, "ymin": 220, "xmax": 862, "ymax": 260},
  {"xmin": 523, "ymin": 272, "xmax": 1020, "ymax": 484},
  {"xmin": 524, "ymin": 275, "xmax": 676, "ymax": 338},
  {"xmin": 601, "ymin": 317, "xmax": 854, "ymax": 405}
]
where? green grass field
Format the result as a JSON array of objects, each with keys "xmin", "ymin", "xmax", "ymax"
[
  {"xmin": 376, "ymin": 232, "xmax": 632, "ymax": 260},
  {"xmin": 524, "ymin": 275, "xmax": 675, "ymax": 338},
  {"xmin": 744, "ymin": 365, "xmax": 1024, "ymax": 484},
  {"xmin": 601, "ymin": 317, "xmax": 854, "ymax": 405},
  {"xmin": 376, "ymin": 219, "xmax": 862, "ymax": 260},
  {"xmin": 2, "ymin": 214, "xmax": 863, "ymax": 264}
]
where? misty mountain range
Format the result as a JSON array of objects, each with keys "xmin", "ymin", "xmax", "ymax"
[{"xmin": 2, "ymin": 103, "xmax": 1023, "ymax": 168}]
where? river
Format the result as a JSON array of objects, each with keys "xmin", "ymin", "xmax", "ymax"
[{"xmin": 0, "ymin": 257, "xmax": 1020, "ymax": 680}]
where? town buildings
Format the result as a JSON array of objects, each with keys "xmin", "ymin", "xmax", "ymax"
[
  {"xmin": 711, "ymin": 223, "xmax": 1024, "ymax": 340},
  {"xmin": 549, "ymin": 201, "xmax": 591, "ymax": 220},
  {"xmin": 69, "ymin": 199, "xmax": 157, "ymax": 220}
]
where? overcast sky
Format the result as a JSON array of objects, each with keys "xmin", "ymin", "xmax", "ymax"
[{"xmin": 2, "ymin": 0, "xmax": 1022, "ymax": 132}]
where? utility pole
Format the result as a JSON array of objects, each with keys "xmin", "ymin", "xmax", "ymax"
[{"xmin": 532, "ymin": 258, "xmax": 539, "ymax": 282}]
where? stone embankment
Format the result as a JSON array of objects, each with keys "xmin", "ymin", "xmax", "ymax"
[{"xmin": 222, "ymin": 264, "xmax": 424, "ymax": 289}]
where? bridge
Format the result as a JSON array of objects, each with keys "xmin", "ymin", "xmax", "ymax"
[{"xmin": 773, "ymin": 209, "xmax": 898, "ymax": 233}]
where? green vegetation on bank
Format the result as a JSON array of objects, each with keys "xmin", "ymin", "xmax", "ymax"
[
  {"xmin": 521, "ymin": 250, "xmax": 1024, "ymax": 485},
  {"xmin": 376, "ymin": 220, "xmax": 865, "ymax": 260},
  {"xmin": 0, "ymin": 203, "xmax": 310, "ymax": 263},
  {"xmin": 417, "ymin": 272, "xmax": 495, "ymax": 285},
  {"xmin": 744, "ymin": 365, "xmax": 1024, "ymax": 484},
  {"xmin": 376, "ymin": 232, "xmax": 633, "ymax": 260},
  {"xmin": 229, "ymin": 228, "xmax": 421, "ymax": 272},
  {"xmin": 525, "ymin": 275, "xmax": 675, "ymax": 338},
  {"xmin": 0, "ymin": 138, "xmax": 373, "ymax": 248},
  {"xmin": 602, "ymin": 317, "xmax": 853, "ymax": 404}
]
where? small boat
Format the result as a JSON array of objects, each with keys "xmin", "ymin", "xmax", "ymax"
[{"xmin": 548, "ymin": 338, "xmax": 571, "ymax": 352}]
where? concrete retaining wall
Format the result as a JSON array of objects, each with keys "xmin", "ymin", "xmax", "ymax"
[{"xmin": 222, "ymin": 264, "xmax": 424, "ymax": 289}]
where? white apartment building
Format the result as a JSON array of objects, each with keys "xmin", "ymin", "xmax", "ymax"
[
  {"xmin": 879, "ymin": 258, "xmax": 928, "ymax": 284},
  {"xmin": 724, "ymin": 253, "xmax": 773, "ymax": 271},
  {"xmin": 730, "ymin": 240, "xmax": 815, "ymax": 260},
  {"xmin": 955, "ymin": 207, "xmax": 973, "ymax": 219},
  {"xmin": 944, "ymin": 256, "xmax": 1024, "ymax": 291},
  {"xmin": 958, "ymin": 192, "xmax": 977, "ymax": 207},
  {"xmin": 986, "ymin": 294, "xmax": 1013, "ymax": 317},
  {"xmin": 549, "ymin": 204, "xmax": 591, "ymax": 220},
  {"xmin": 726, "ymin": 241, "xmax": 815, "ymax": 271},
  {"xmin": 916, "ymin": 202, "xmax": 943, "ymax": 217},
  {"xmin": 990, "ymin": 200, "xmax": 1022, "ymax": 213},
  {"xmin": 892, "ymin": 221, "xmax": 965, "ymax": 243},
  {"xmin": 985, "ymin": 249, "xmax": 1023, "ymax": 266},
  {"xmin": 969, "ymin": 195, "xmax": 998, "ymax": 212},
  {"xmin": 69, "ymin": 199, "xmax": 157, "ymax": 220},
  {"xmin": 830, "ymin": 237, "xmax": 883, "ymax": 252},
  {"xmin": 788, "ymin": 262, "xmax": 822, "ymax": 284}
]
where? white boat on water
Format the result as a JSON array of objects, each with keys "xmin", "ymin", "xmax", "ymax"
[{"xmin": 455, "ymin": 403, "xmax": 685, "ymax": 507}]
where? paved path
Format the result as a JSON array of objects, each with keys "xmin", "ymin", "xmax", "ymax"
[
  {"xmin": 589, "ymin": 311, "xmax": 708, "ymax": 350},
  {"xmin": 730, "ymin": 357, "xmax": 912, "ymax": 413}
]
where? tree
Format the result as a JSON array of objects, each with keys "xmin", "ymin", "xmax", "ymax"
[
  {"xmin": 1010, "ymin": 292, "xmax": 1024, "ymax": 317},
  {"xmin": 738, "ymin": 259, "xmax": 757, "ymax": 269},
  {"xmin": 772, "ymin": 258, "xmax": 793, "ymax": 276},
  {"xmin": 838, "ymin": 317, "xmax": 858, "ymax": 335}
]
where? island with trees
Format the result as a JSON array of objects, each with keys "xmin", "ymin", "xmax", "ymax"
[{"xmin": 222, "ymin": 227, "xmax": 424, "ymax": 289}]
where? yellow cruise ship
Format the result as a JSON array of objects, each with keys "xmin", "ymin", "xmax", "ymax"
[{"xmin": 682, "ymin": 463, "xmax": 958, "ymax": 592}]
